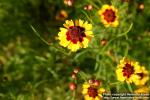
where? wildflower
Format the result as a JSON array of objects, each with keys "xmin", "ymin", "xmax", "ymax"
[
  {"xmin": 116, "ymin": 58, "xmax": 141, "ymax": 84},
  {"xmin": 98, "ymin": 4, "xmax": 119, "ymax": 27},
  {"xmin": 133, "ymin": 67, "xmax": 149, "ymax": 86},
  {"xmin": 134, "ymin": 86, "xmax": 149, "ymax": 94},
  {"xmin": 58, "ymin": 19, "xmax": 94, "ymax": 52},
  {"xmin": 134, "ymin": 86, "xmax": 149, "ymax": 100},
  {"xmin": 82, "ymin": 80, "xmax": 105, "ymax": 100}
]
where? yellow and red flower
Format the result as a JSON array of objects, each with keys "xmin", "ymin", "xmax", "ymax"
[
  {"xmin": 116, "ymin": 58, "xmax": 141, "ymax": 84},
  {"xmin": 58, "ymin": 19, "xmax": 94, "ymax": 52},
  {"xmin": 82, "ymin": 80, "xmax": 105, "ymax": 100},
  {"xmin": 133, "ymin": 66, "xmax": 149, "ymax": 86},
  {"xmin": 98, "ymin": 4, "xmax": 119, "ymax": 27}
]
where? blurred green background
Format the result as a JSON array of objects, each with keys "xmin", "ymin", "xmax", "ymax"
[{"xmin": 0, "ymin": 0, "xmax": 150, "ymax": 100}]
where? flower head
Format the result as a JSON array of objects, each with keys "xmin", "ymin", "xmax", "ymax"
[
  {"xmin": 82, "ymin": 80, "xmax": 105, "ymax": 100},
  {"xmin": 116, "ymin": 58, "xmax": 141, "ymax": 84},
  {"xmin": 58, "ymin": 19, "xmax": 94, "ymax": 52},
  {"xmin": 98, "ymin": 4, "xmax": 119, "ymax": 27},
  {"xmin": 134, "ymin": 86, "xmax": 149, "ymax": 100},
  {"xmin": 134, "ymin": 86, "xmax": 149, "ymax": 94},
  {"xmin": 133, "ymin": 67, "xmax": 149, "ymax": 86}
]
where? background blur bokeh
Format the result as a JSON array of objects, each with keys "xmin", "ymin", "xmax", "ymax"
[{"xmin": 0, "ymin": 0, "xmax": 150, "ymax": 100}]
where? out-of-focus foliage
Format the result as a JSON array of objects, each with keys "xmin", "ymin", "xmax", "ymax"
[{"xmin": 0, "ymin": 0, "xmax": 150, "ymax": 100}]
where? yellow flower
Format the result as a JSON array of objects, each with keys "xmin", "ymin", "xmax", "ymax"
[
  {"xmin": 134, "ymin": 86, "xmax": 149, "ymax": 100},
  {"xmin": 82, "ymin": 82, "xmax": 105, "ymax": 100},
  {"xmin": 58, "ymin": 19, "xmax": 94, "ymax": 52},
  {"xmin": 134, "ymin": 86, "xmax": 149, "ymax": 93},
  {"xmin": 133, "ymin": 66, "xmax": 149, "ymax": 86},
  {"xmin": 116, "ymin": 57, "xmax": 141, "ymax": 84},
  {"xmin": 98, "ymin": 4, "xmax": 119, "ymax": 27}
]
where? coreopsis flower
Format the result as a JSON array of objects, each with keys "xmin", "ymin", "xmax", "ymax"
[
  {"xmin": 134, "ymin": 86, "xmax": 149, "ymax": 100},
  {"xmin": 116, "ymin": 58, "xmax": 141, "ymax": 84},
  {"xmin": 134, "ymin": 86, "xmax": 149, "ymax": 94},
  {"xmin": 133, "ymin": 67, "xmax": 149, "ymax": 86},
  {"xmin": 58, "ymin": 19, "xmax": 94, "ymax": 52},
  {"xmin": 82, "ymin": 80, "xmax": 105, "ymax": 100},
  {"xmin": 98, "ymin": 5, "xmax": 119, "ymax": 27}
]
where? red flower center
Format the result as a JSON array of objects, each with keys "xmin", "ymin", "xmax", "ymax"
[
  {"xmin": 88, "ymin": 86, "xmax": 98, "ymax": 98},
  {"xmin": 103, "ymin": 9, "xmax": 116, "ymax": 22},
  {"xmin": 122, "ymin": 63, "xmax": 135, "ymax": 78},
  {"xmin": 66, "ymin": 26, "xmax": 86, "ymax": 44}
]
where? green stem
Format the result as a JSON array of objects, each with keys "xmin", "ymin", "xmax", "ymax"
[
  {"xmin": 81, "ymin": 11, "xmax": 93, "ymax": 24},
  {"xmin": 117, "ymin": 23, "xmax": 133, "ymax": 38},
  {"xmin": 30, "ymin": 25, "xmax": 69, "ymax": 56},
  {"xmin": 127, "ymin": 83, "xmax": 133, "ymax": 92},
  {"xmin": 101, "ymin": 23, "xmax": 133, "ymax": 53},
  {"xmin": 78, "ymin": 71, "xmax": 89, "ymax": 81},
  {"xmin": 72, "ymin": 90, "xmax": 76, "ymax": 100},
  {"xmin": 87, "ymin": 0, "xmax": 100, "ymax": 9},
  {"xmin": 30, "ymin": 25, "xmax": 50, "ymax": 45},
  {"xmin": 109, "ymin": 82, "xmax": 122, "ymax": 86}
]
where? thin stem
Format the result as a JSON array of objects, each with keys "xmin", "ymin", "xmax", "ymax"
[
  {"xmin": 87, "ymin": 0, "xmax": 100, "ymax": 10},
  {"xmin": 127, "ymin": 83, "xmax": 133, "ymax": 92},
  {"xmin": 109, "ymin": 82, "xmax": 122, "ymax": 86},
  {"xmin": 78, "ymin": 71, "xmax": 89, "ymax": 81},
  {"xmin": 72, "ymin": 90, "xmax": 76, "ymax": 100},
  {"xmin": 117, "ymin": 23, "xmax": 133, "ymax": 38},
  {"xmin": 81, "ymin": 11, "xmax": 93, "ymax": 24},
  {"xmin": 30, "ymin": 25, "xmax": 70, "ymax": 56},
  {"xmin": 101, "ymin": 23, "xmax": 133, "ymax": 53},
  {"xmin": 30, "ymin": 25, "xmax": 50, "ymax": 45}
]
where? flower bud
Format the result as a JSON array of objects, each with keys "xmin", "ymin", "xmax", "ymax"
[
  {"xmin": 94, "ymin": 80, "xmax": 101, "ymax": 86},
  {"xmin": 71, "ymin": 72, "xmax": 77, "ymax": 79},
  {"xmin": 84, "ymin": 5, "xmax": 93, "ymax": 11},
  {"xmin": 138, "ymin": 3, "xmax": 144, "ymax": 10},
  {"xmin": 69, "ymin": 82, "xmax": 77, "ymax": 90},
  {"xmin": 73, "ymin": 67, "xmax": 80, "ymax": 74},
  {"xmin": 100, "ymin": 39, "xmax": 107, "ymax": 46},
  {"xmin": 64, "ymin": 0, "xmax": 73, "ymax": 6}
]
